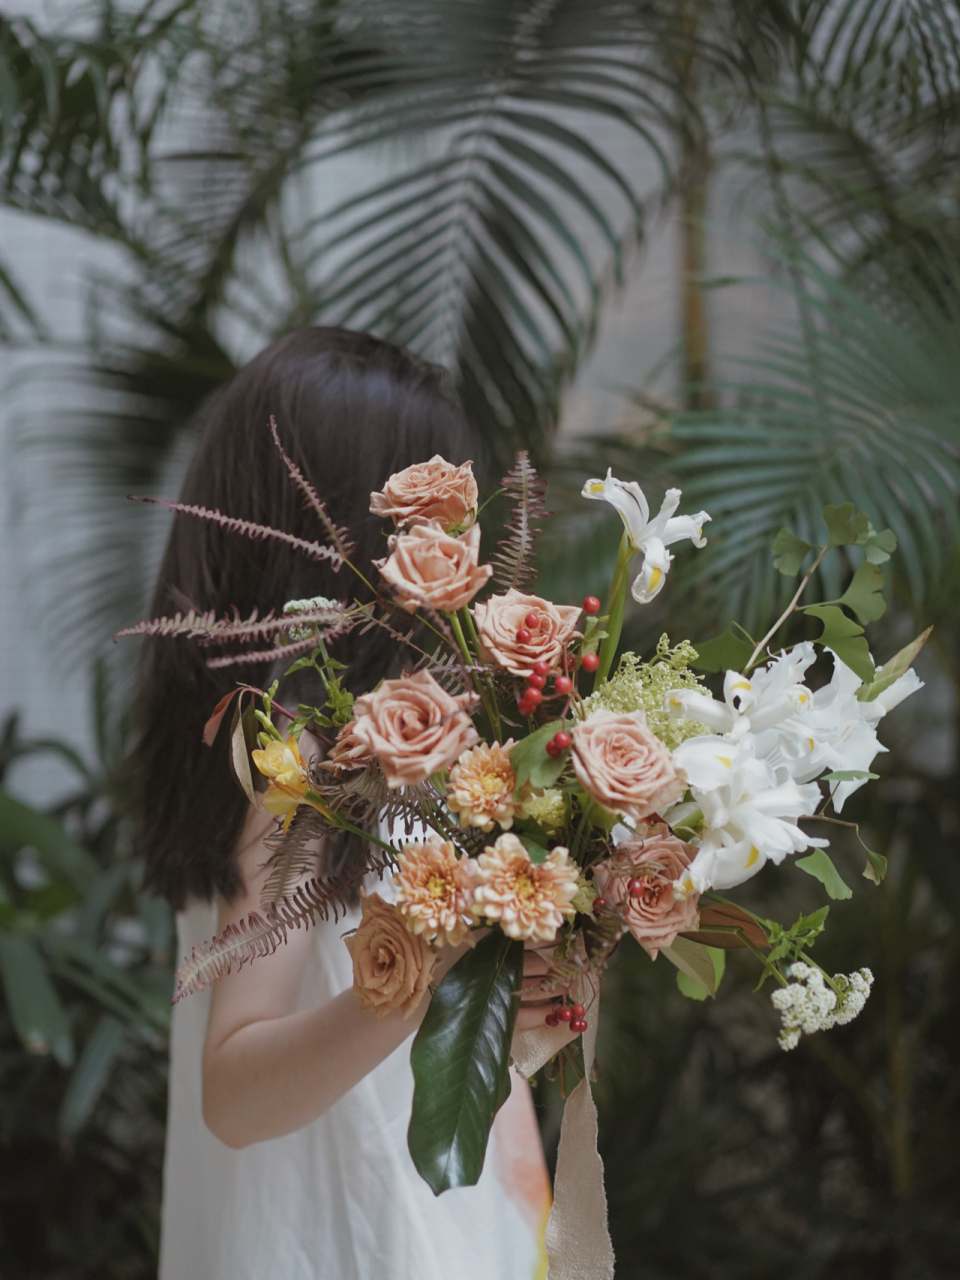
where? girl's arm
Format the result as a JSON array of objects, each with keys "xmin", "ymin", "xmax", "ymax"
[{"xmin": 202, "ymin": 807, "xmax": 570, "ymax": 1149}]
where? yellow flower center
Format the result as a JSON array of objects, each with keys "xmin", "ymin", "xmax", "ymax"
[
  {"xmin": 481, "ymin": 773, "xmax": 506, "ymax": 794},
  {"xmin": 514, "ymin": 874, "xmax": 535, "ymax": 899},
  {"xmin": 427, "ymin": 874, "xmax": 449, "ymax": 899}
]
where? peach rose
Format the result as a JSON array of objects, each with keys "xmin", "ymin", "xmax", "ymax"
[
  {"xmin": 472, "ymin": 589, "xmax": 581, "ymax": 678},
  {"xmin": 592, "ymin": 825, "xmax": 700, "ymax": 958},
  {"xmin": 318, "ymin": 720, "xmax": 373, "ymax": 776},
  {"xmin": 345, "ymin": 892, "xmax": 438, "ymax": 1019},
  {"xmin": 376, "ymin": 521, "xmax": 493, "ymax": 614},
  {"xmin": 572, "ymin": 709, "xmax": 684, "ymax": 821},
  {"xmin": 352, "ymin": 668, "xmax": 478, "ymax": 788},
  {"xmin": 370, "ymin": 456, "xmax": 478, "ymax": 532}
]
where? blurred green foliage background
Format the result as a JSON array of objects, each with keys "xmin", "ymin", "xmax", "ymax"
[{"xmin": 1, "ymin": 1, "xmax": 958, "ymax": 1276}]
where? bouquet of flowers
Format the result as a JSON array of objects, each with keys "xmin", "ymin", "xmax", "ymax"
[{"xmin": 123, "ymin": 423, "xmax": 926, "ymax": 1278}]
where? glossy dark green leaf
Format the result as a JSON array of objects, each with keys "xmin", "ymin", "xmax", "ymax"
[
  {"xmin": 408, "ymin": 931, "xmax": 524, "ymax": 1194},
  {"xmin": 0, "ymin": 934, "xmax": 74, "ymax": 1066},
  {"xmin": 690, "ymin": 628, "xmax": 755, "ymax": 673}
]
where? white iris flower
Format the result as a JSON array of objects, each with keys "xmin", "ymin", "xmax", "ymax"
[
  {"xmin": 665, "ymin": 643, "xmax": 817, "ymax": 742},
  {"xmin": 670, "ymin": 735, "xmax": 826, "ymax": 893},
  {"xmin": 581, "ymin": 470, "xmax": 711, "ymax": 603}
]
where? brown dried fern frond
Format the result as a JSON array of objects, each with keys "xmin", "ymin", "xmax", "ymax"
[
  {"xmin": 268, "ymin": 417, "xmax": 356, "ymax": 564},
  {"xmin": 491, "ymin": 451, "xmax": 549, "ymax": 592},
  {"xmin": 173, "ymin": 855, "xmax": 387, "ymax": 1001},
  {"xmin": 128, "ymin": 495, "xmax": 344, "ymax": 566},
  {"xmin": 204, "ymin": 613, "xmax": 354, "ymax": 669},
  {"xmin": 116, "ymin": 603, "xmax": 347, "ymax": 645}
]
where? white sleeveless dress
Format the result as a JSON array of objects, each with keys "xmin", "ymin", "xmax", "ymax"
[{"xmin": 159, "ymin": 892, "xmax": 550, "ymax": 1280}]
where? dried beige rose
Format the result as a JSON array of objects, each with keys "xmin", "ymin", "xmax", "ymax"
[
  {"xmin": 472, "ymin": 589, "xmax": 581, "ymax": 678},
  {"xmin": 592, "ymin": 825, "xmax": 700, "ymax": 958},
  {"xmin": 351, "ymin": 669, "xmax": 478, "ymax": 788},
  {"xmin": 472, "ymin": 833, "xmax": 579, "ymax": 943},
  {"xmin": 318, "ymin": 719, "xmax": 373, "ymax": 776},
  {"xmin": 446, "ymin": 739, "xmax": 528, "ymax": 833},
  {"xmin": 370, "ymin": 456, "xmax": 478, "ymax": 532},
  {"xmin": 345, "ymin": 892, "xmax": 438, "ymax": 1019},
  {"xmin": 393, "ymin": 837, "xmax": 477, "ymax": 947},
  {"xmin": 376, "ymin": 521, "xmax": 493, "ymax": 614},
  {"xmin": 572, "ymin": 709, "xmax": 684, "ymax": 822}
]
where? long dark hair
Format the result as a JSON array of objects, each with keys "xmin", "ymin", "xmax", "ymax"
[{"xmin": 134, "ymin": 327, "xmax": 476, "ymax": 911}]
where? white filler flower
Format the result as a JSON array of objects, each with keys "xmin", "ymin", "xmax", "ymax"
[
  {"xmin": 771, "ymin": 962, "xmax": 874, "ymax": 1050},
  {"xmin": 581, "ymin": 470, "xmax": 711, "ymax": 603}
]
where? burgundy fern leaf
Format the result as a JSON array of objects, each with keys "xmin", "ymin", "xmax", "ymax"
[
  {"xmin": 128, "ymin": 495, "xmax": 344, "ymax": 566},
  {"xmin": 116, "ymin": 604, "xmax": 346, "ymax": 645},
  {"xmin": 491, "ymin": 451, "xmax": 549, "ymax": 591},
  {"xmin": 173, "ymin": 858, "xmax": 385, "ymax": 1001},
  {"xmin": 269, "ymin": 417, "xmax": 356, "ymax": 563}
]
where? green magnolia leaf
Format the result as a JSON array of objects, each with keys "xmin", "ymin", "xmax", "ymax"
[
  {"xmin": 836, "ymin": 561, "xmax": 887, "ymax": 624},
  {"xmin": 676, "ymin": 946, "xmax": 726, "ymax": 1001},
  {"xmin": 857, "ymin": 627, "xmax": 932, "ymax": 702},
  {"xmin": 509, "ymin": 720, "xmax": 565, "ymax": 791},
  {"xmin": 796, "ymin": 848, "xmax": 853, "ymax": 900},
  {"xmin": 804, "ymin": 605, "xmax": 875, "ymax": 682},
  {"xmin": 0, "ymin": 935, "xmax": 74, "ymax": 1066},
  {"xmin": 660, "ymin": 935, "xmax": 719, "ymax": 996},
  {"xmin": 689, "ymin": 628, "xmax": 755, "ymax": 673},
  {"xmin": 772, "ymin": 528, "xmax": 815, "ymax": 576},
  {"xmin": 408, "ymin": 931, "xmax": 524, "ymax": 1193},
  {"xmin": 823, "ymin": 502, "xmax": 870, "ymax": 546},
  {"xmin": 863, "ymin": 525, "xmax": 897, "ymax": 564}
]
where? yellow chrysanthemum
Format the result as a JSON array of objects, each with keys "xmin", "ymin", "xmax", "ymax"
[
  {"xmin": 472, "ymin": 834, "xmax": 579, "ymax": 943},
  {"xmin": 393, "ymin": 837, "xmax": 477, "ymax": 948},
  {"xmin": 446, "ymin": 739, "xmax": 527, "ymax": 833}
]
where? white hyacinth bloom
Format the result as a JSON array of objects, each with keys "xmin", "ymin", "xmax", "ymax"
[
  {"xmin": 771, "ymin": 963, "xmax": 874, "ymax": 1050},
  {"xmin": 670, "ymin": 735, "xmax": 826, "ymax": 893},
  {"xmin": 581, "ymin": 470, "xmax": 711, "ymax": 603}
]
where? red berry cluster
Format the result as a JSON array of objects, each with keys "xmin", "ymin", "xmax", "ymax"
[
  {"xmin": 515, "ymin": 597, "xmax": 601, "ymax": 717},
  {"xmin": 545, "ymin": 1001, "xmax": 587, "ymax": 1034}
]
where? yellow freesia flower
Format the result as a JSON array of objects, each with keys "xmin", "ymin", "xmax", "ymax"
[{"xmin": 252, "ymin": 734, "xmax": 327, "ymax": 832}]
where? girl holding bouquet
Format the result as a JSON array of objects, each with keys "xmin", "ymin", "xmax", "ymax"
[{"xmin": 135, "ymin": 329, "xmax": 565, "ymax": 1280}]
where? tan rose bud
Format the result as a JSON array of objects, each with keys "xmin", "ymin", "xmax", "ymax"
[
  {"xmin": 592, "ymin": 825, "xmax": 700, "ymax": 958},
  {"xmin": 370, "ymin": 456, "xmax": 478, "ymax": 532},
  {"xmin": 572, "ymin": 709, "xmax": 684, "ymax": 821},
  {"xmin": 317, "ymin": 720, "xmax": 373, "ymax": 777},
  {"xmin": 472, "ymin": 589, "xmax": 581, "ymax": 678},
  {"xmin": 351, "ymin": 669, "xmax": 478, "ymax": 788},
  {"xmin": 376, "ymin": 521, "xmax": 493, "ymax": 614},
  {"xmin": 345, "ymin": 892, "xmax": 438, "ymax": 1019}
]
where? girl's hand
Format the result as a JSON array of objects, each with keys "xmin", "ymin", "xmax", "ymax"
[{"xmin": 515, "ymin": 940, "xmax": 573, "ymax": 1033}]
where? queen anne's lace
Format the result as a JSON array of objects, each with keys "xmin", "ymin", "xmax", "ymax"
[{"xmin": 770, "ymin": 962, "xmax": 874, "ymax": 1050}]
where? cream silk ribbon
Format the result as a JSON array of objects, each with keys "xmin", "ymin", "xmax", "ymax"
[{"xmin": 512, "ymin": 983, "xmax": 615, "ymax": 1280}]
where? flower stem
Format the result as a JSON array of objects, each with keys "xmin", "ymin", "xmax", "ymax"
[
  {"xmin": 593, "ymin": 532, "xmax": 632, "ymax": 687},
  {"xmin": 745, "ymin": 544, "xmax": 829, "ymax": 670},
  {"xmin": 450, "ymin": 610, "xmax": 501, "ymax": 742}
]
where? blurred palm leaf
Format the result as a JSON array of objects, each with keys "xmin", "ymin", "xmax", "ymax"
[{"xmin": 591, "ymin": 251, "xmax": 960, "ymax": 636}]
